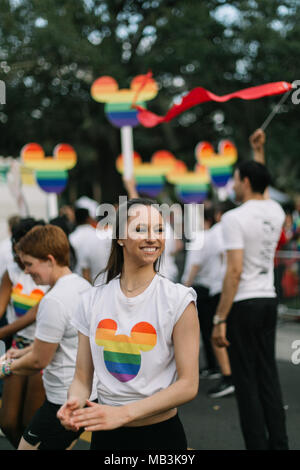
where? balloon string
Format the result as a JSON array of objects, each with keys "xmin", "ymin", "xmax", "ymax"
[{"xmin": 260, "ymin": 89, "xmax": 292, "ymax": 131}]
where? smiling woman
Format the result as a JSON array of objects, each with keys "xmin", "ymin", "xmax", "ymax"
[
  {"xmin": 57, "ymin": 198, "xmax": 200, "ymax": 451},
  {"xmin": 117, "ymin": 200, "xmax": 165, "ymax": 291},
  {"xmin": 0, "ymin": 218, "xmax": 47, "ymax": 449},
  {"xmin": 0, "ymin": 224, "xmax": 94, "ymax": 450},
  {"xmin": 17, "ymin": 225, "xmax": 70, "ymax": 276},
  {"xmin": 98, "ymin": 198, "xmax": 165, "ymax": 287}
]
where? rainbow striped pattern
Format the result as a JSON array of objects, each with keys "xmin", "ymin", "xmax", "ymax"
[
  {"xmin": 95, "ymin": 319, "xmax": 157, "ymax": 382},
  {"xmin": 195, "ymin": 140, "xmax": 237, "ymax": 188},
  {"xmin": 167, "ymin": 163, "xmax": 210, "ymax": 203},
  {"xmin": 117, "ymin": 149, "xmax": 211, "ymax": 201},
  {"xmin": 21, "ymin": 143, "xmax": 77, "ymax": 194},
  {"xmin": 116, "ymin": 140, "xmax": 237, "ymax": 201},
  {"xmin": 91, "ymin": 75, "xmax": 158, "ymax": 128},
  {"xmin": 117, "ymin": 150, "xmax": 177, "ymax": 197},
  {"xmin": 11, "ymin": 283, "xmax": 44, "ymax": 317}
]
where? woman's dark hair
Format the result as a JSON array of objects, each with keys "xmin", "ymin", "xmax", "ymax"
[
  {"xmin": 11, "ymin": 217, "xmax": 45, "ymax": 269},
  {"xmin": 214, "ymin": 200, "xmax": 237, "ymax": 216},
  {"xmin": 50, "ymin": 215, "xmax": 77, "ymax": 271},
  {"xmin": 204, "ymin": 207, "xmax": 216, "ymax": 227},
  {"xmin": 11, "ymin": 218, "xmax": 45, "ymax": 247},
  {"xmin": 95, "ymin": 198, "xmax": 164, "ymax": 285},
  {"xmin": 74, "ymin": 208, "xmax": 89, "ymax": 226}
]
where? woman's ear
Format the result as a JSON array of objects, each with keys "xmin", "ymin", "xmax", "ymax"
[{"xmin": 47, "ymin": 254, "xmax": 56, "ymax": 265}]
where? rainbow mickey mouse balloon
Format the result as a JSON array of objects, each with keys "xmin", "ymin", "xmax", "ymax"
[
  {"xmin": 166, "ymin": 161, "xmax": 210, "ymax": 203},
  {"xmin": 195, "ymin": 140, "xmax": 237, "ymax": 188},
  {"xmin": 117, "ymin": 148, "xmax": 211, "ymax": 202},
  {"xmin": 117, "ymin": 150, "xmax": 177, "ymax": 198},
  {"xmin": 21, "ymin": 143, "xmax": 77, "ymax": 194},
  {"xmin": 91, "ymin": 74, "xmax": 158, "ymax": 128}
]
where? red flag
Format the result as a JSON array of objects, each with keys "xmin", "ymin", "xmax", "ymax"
[{"xmin": 134, "ymin": 81, "xmax": 292, "ymax": 128}]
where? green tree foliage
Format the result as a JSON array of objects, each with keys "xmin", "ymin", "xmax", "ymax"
[{"xmin": 0, "ymin": 0, "xmax": 299, "ymax": 204}]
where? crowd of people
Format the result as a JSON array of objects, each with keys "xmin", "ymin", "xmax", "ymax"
[{"xmin": 0, "ymin": 128, "xmax": 298, "ymax": 451}]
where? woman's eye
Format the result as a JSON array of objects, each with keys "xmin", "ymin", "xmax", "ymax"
[{"xmin": 154, "ymin": 227, "xmax": 164, "ymax": 233}]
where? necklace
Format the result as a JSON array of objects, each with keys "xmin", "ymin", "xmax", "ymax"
[{"xmin": 120, "ymin": 276, "xmax": 155, "ymax": 293}]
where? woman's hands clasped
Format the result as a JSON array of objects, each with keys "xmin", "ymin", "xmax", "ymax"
[{"xmin": 57, "ymin": 399, "xmax": 130, "ymax": 432}]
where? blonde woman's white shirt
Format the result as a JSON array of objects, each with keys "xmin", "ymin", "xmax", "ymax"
[
  {"xmin": 35, "ymin": 273, "xmax": 97, "ymax": 405},
  {"xmin": 221, "ymin": 199, "xmax": 285, "ymax": 302},
  {"xmin": 72, "ymin": 274, "xmax": 196, "ymax": 407}
]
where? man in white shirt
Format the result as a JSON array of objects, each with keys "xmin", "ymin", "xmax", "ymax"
[
  {"xmin": 183, "ymin": 208, "xmax": 222, "ymax": 379},
  {"xmin": 184, "ymin": 203, "xmax": 236, "ymax": 395},
  {"xmin": 70, "ymin": 208, "xmax": 112, "ymax": 283},
  {"xmin": 212, "ymin": 160, "xmax": 288, "ymax": 450}
]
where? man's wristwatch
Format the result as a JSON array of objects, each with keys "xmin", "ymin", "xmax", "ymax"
[{"xmin": 213, "ymin": 314, "xmax": 227, "ymax": 326}]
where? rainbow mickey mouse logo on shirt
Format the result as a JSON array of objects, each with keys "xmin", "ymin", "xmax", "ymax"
[
  {"xmin": 21, "ymin": 142, "xmax": 77, "ymax": 194},
  {"xmin": 11, "ymin": 283, "xmax": 45, "ymax": 317},
  {"xmin": 95, "ymin": 319, "xmax": 157, "ymax": 382}
]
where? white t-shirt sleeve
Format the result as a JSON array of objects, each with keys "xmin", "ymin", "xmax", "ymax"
[
  {"xmin": 164, "ymin": 223, "xmax": 176, "ymax": 254},
  {"xmin": 221, "ymin": 211, "xmax": 244, "ymax": 251},
  {"xmin": 35, "ymin": 297, "xmax": 67, "ymax": 343},
  {"xmin": 76, "ymin": 248, "xmax": 89, "ymax": 271},
  {"xmin": 174, "ymin": 286, "xmax": 197, "ymax": 324},
  {"xmin": 6, "ymin": 261, "xmax": 20, "ymax": 284},
  {"xmin": 71, "ymin": 289, "xmax": 93, "ymax": 337},
  {"xmin": 192, "ymin": 247, "xmax": 206, "ymax": 266}
]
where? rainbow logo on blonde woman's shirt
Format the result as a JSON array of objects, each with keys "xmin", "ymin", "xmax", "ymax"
[
  {"xmin": 95, "ymin": 319, "xmax": 157, "ymax": 382},
  {"xmin": 11, "ymin": 283, "xmax": 45, "ymax": 317}
]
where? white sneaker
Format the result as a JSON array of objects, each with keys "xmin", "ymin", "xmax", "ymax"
[{"xmin": 208, "ymin": 378, "xmax": 235, "ymax": 398}]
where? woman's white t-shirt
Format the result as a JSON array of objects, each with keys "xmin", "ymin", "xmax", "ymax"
[
  {"xmin": 181, "ymin": 232, "xmax": 214, "ymax": 288},
  {"xmin": 79, "ymin": 227, "xmax": 112, "ymax": 283},
  {"xmin": 192, "ymin": 223, "xmax": 227, "ymax": 297},
  {"xmin": 34, "ymin": 273, "xmax": 96, "ymax": 405},
  {"xmin": 7, "ymin": 261, "xmax": 49, "ymax": 341},
  {"xmin": 159, "ymin": 223, "xmax": 179, "ymax": 282},
  {"xmin": 72, "ymin": 274, "xmax": 196, "ymax": 407}
]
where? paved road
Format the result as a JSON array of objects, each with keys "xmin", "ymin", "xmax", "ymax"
[{"xmin": 1, "ymin": 317, "xmax": 299, "ymax": 451}]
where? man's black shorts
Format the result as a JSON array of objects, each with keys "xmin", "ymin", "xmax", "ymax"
[{"xmin": 23, "ymin": 399, "xmax": 84, "ymax": 450}]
